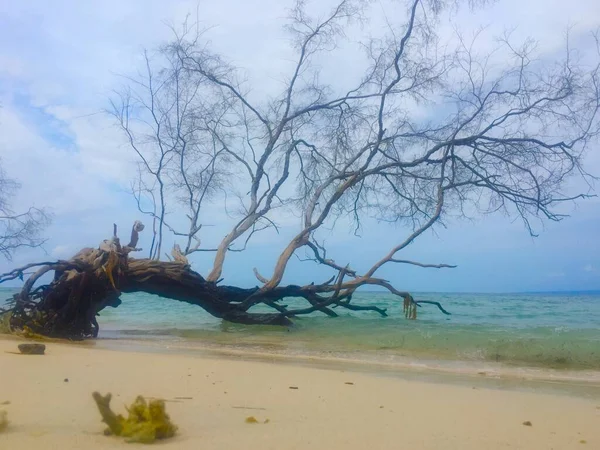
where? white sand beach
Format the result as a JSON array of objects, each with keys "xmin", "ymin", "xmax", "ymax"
[{"xmin": 0, "ymin": 337, "xmax": 598, "ymax": 449}]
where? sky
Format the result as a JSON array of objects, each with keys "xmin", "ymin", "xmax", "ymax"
[{"xmin": 0, "ymin": 0, "xmax": 599, "ymax": 293}]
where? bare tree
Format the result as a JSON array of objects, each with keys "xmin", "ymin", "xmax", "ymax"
[
  {"xmin": 2, "ymin": 0, "xmax": 598, "ymax": 338},
  {"xmin": 167, "ymin": 0, "xmax": 599, "ymax": 307},
  {"xmin": 0, "ymin": 161, "xmax": 50, "ymax": 261},
  {"xmin": 109, "ymin": 47, "xmax": 231, "ymax": 260}
]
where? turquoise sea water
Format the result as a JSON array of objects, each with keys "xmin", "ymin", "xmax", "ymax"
[{"xmin": 2, "ymin": 288, "xmax": 600, "ymax": 375}]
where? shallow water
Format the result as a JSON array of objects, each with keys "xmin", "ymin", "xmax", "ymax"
[{"xmin": 2, "ymin": 288, "xmax": 600, "ymax": 374}]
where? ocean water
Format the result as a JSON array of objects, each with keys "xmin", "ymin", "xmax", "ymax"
[{"xmin": 2, "ymin": 288, "xmax": 600, "ymax": 375}]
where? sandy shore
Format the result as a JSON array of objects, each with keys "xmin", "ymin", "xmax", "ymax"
[{"xmin": 0, "ymin": 337, "xmax": 598, "ymax": 449}]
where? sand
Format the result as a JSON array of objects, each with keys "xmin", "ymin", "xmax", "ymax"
[{"xmin": 0, "ymin": 337, "xmax": 598, "ymax": 449}]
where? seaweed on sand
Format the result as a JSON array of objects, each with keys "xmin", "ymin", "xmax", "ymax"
[
  {"xmin": 0, "ymin": 410, "xmax": 8, "ymax": 432},
  {"xmin": 92, "ymin": 392, "xmax": 177, "ymax": 443}
]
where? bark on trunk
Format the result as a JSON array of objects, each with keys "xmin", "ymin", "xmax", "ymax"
[
  {"xmin": 1, "ymin": 223, "xmax": 446, "ymax": 340},
  {"xmin": 6, "ymin": 246, "xmax": 291, "ymax": 340}
]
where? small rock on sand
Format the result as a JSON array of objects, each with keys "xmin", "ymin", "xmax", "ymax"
[
  {"xmin": 18, "ymin": 343, "xmax": 46, "ymax": 355},
  {"xmin": 522, "ymin": 421, "xmax": 532, "ymax": 427}
]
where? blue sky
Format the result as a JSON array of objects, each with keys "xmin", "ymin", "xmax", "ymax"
[{"xmin": 0, "ymin": 0, "xmax": 599, "ymax": 292}]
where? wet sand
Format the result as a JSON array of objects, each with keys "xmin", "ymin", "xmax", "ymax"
[{"xmin": 0, "ymin": 337, "xmax": 598, "ymax": 449}]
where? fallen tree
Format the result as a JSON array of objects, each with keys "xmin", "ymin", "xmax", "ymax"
[
  {"xmin": 1, "ymin": 0, "xmax": 599, "ymax": 339},
  {"xmin": 0, "ymin": 221, "xmax": 446, "ymax": 339}
]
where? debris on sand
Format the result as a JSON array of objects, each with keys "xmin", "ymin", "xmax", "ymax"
[
  {"xmin": 245, "ymin": 416, "xmax": 270, "ymax": 424},
  {"xmin": 92, "ymin": 392, "xmax": 177, "ymax": 443},
  {"xmin": 0, "ymin": 410, "xmax": 8, "ymax": 432},
  {"xmin": 18, "ymin": 343, "xmax": 46, "ymax": 355}
]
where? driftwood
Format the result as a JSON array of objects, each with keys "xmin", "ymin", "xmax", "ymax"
[{"xmin": 0, "ymin": 221, "xmax": 449, "ymax": 340}]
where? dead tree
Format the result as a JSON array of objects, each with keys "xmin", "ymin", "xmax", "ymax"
[
  {"xmin": 1, "ymin": 0, "xmax": 599, "ymax": 339},
  {"xmin": 0, "ymin": 161, "xmax": 50, "ymax": 261},
  {"xmin": 109, "ymin": 46, "xmax": 230, "ymax": 260}
]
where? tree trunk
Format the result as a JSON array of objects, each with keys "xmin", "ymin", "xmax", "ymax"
[
  {"xmin": 6, "ymin": 245, "xmax": 291, "ymax": 340},
  {"xmin": 122, "ymin": 259, "xmax": 293, "ymax": 326},
  {"xmin": 1, "ymin": 224, "xmax": 446, "ymax": 340}
]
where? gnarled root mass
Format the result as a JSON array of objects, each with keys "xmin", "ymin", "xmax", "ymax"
[
  {"xmin": 1, "ymin": 251, "xmax": 293, "ymax": 339},
  {"xmin": 0, "ymin": 223, "xmax": 449, "ymax": 340}
]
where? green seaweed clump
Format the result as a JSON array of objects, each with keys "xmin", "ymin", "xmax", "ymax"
[
  {"xmin": 0, "ymin": 312, "xmax": 12, "ymax": 334},
  {"xmin": 92, "ymin": 392, "xmax": 177, "ymax": 443},
  {"xmin": 0, "ymin": 410, "xmax": 8, "ymax": 432}
]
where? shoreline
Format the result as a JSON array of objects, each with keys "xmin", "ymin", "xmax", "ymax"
[
  {"xmin": 5, "ymin": 333, "xmax": 600, "ymax": 398},
  {"xmin": 1, "ymin": 336, "xmax": 599, "ymax": 449},
  {"xmin": 94, "ymin": 335, "xmax": 600, "ymax": 396}
]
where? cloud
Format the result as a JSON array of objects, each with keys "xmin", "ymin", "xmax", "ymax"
[
  {"xmin": 51, "ymin": 245, "xmax": 73, "ymax": 259},
  {"xmin": 0, "ymin": 106, "xmax": 124, "ymax": 215},
  {"xmin": 1, "ymin": 0, "xmax": 599, "ymax": 292},
  {"xmin": 583, "ymin": 264, "xmax": 597, "ymax": 273}
]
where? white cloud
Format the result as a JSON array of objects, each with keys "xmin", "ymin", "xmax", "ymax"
[
  {"xmin": 584, "ymin": 264, "xmax": 597, "ymax": 273},
  {"xmin": 1, "ymin": 0, "xmax": 599, "ymax": 291},
  {"xmin": 51, "ymin": 245, "xmax": 73, "ymax": 259},
  {"xmin": 0, "ymin": 106, "xmax": 121, "ymax": 215}
]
